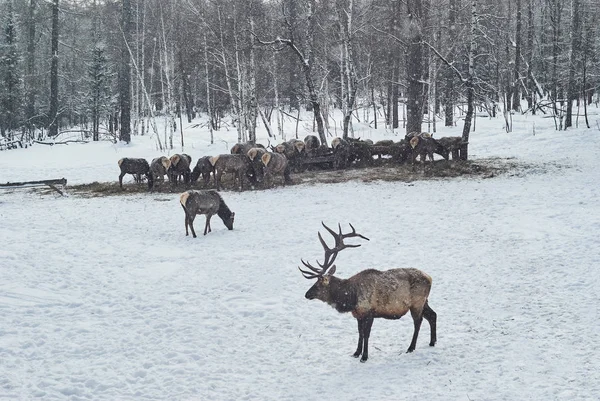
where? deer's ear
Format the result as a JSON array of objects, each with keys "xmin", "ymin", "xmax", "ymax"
[{"xmin": 327, "ymin": 265, "xmax": 337, "ymax": 276}]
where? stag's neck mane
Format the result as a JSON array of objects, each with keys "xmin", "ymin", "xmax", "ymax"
[
  {"xmin": 328, "ymin": 276, "xmax": 358, "ymax": 313},
  {"xmin": 216, "ymin": 194, "xmax": 233, "ymax": 221}
]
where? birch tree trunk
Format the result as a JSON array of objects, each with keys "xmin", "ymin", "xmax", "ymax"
[
  {"xmin": 512, "ymin": 0, "xmax": 522, "ymax": 112},
  {"xmin": 119, "ymin": 0, "xmax": 133, "ymax": 143},
  {"xmin": 337, "ymin": 0, "xmax": 358, "ymax": 139},
  {"xmin": 247, "ymin": 13, "xmax": 258, "ymax": 144},
  {"xmin": 48, "ymin": 0, "xmax": 60, "ymax": 138},
  {"xmin": 203, "ymin": 32, "xmax": 214, "ymax": 144},
  {"xmin": 461, "ymin": 0, "xmax": 477, "ymax": 160}
]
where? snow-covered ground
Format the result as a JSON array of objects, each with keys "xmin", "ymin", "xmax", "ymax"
[{"xmin": 1, "ymin": 110, "xmax": 600, "ymax": 400}]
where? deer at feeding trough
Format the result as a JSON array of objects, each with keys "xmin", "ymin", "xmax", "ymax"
[{"xmin": 299, "ymin": 223, "xmax": 437, "ymax": 362}]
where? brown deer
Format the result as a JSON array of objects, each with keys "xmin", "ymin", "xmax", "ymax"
[
  {"xmin": 118, "ymin": 158, "xmax": 154, "ymax": 190},
  {"xmin": 231, "ymin": 142, "xmax": 266, "ymax": 156},
  {"xmin": 261, "ymin": 152, "xmax": 291, "ymax": 187},
  {"xmin": 210, "ymin": 154, "xmax": 252, "ymax": 191},
  {"xmin": 150, "ymin": 156, "xmax": 172, "ymax": 183},
  {"xmin": 190, "ymin": 156, "xmax": 214, "ymax": 186},
  {"xmin": 179, "ymin": 190, "xmax": 235, "ymax": 237},
  {"xmin": 299, "ymin": 223, "xmax": 437, "ymax": 362},
  {"xmin": 168, "ymin": 153, "xmax": 192, "ymax": 185},
  {"xmin": 437, "ymin": 136, "xmax": 465, "ymax": 160}
]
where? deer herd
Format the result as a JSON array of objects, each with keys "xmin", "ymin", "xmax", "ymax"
[{"xmin": 117, "ymin": 133, "xmax": 444, "ymax": 363}]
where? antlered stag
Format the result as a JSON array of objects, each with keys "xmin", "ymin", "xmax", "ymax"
[
  {"xmin": 299, "ymin": 223, "xmax": 437, "ymax": 362},
  {"xmin": 180, "ymin": 190, "xmax": 235, "ymax": 237}
]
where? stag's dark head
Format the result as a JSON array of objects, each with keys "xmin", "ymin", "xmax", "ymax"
[
  {"xmin": 300, "ymin": 222, "xmax": 369, "ymax": 302},
  {"xmin": 223, "ymin": 212, "xmax": 235, "ymax": 230}
]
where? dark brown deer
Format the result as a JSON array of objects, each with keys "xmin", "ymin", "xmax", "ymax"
[
  {"xmin": 168, "ymin": 153, "xmax": 192, "ymax": 185},
  {"xmin": 210, "ymin": 154, "xmax": 252, "ymax": 191},
  {"xmin": 190, "ymin": 156, "xmax": 214, "ymax": 186},
  {"xmin": 247, "ymin": 147, "xmax": 268, "ymax": 184},
  {"xmin": 331, "ymin": 137, "xmax": 350, "ymax": 169},
  {"xmin": 118, "ymin": 158, "xmax": 154, "ymax": 190},
  {"xmin": 437, "ymin": 136, "xmax": 465, "ymax": 160},
  {"xmin": 304, "ymin": 135, "xmax": 321, "ymax": 157},
  {"xmin": 299, "ymin": 223, "xmax": 437, "ymax": 362},
  {"xmin": 261, "ymin": 152, "xmax": 291, "ymax": 187},
  {"xmin": 231, "ymin": 142, "xmax": 266, "ymax": 155},
  {"xmin": 150, "ymin": 156, "xmax": 171, "ymax": 183},
  {"xmin": 407, "ymin": 133, "xmax": 449, "ymax": 164},
  {"xmin": 275, "ymin": 139, "xmax": 305, "ymax": 172},
  {"xmin": 180, "ymin": 190, "xmax": 235, "ymax": 237}
]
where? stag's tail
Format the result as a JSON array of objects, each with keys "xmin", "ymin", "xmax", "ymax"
[{"xmin": 179, "ymin": 190, "xmax": 192, "ymax": 210}]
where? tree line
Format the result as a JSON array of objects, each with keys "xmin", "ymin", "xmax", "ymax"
[{"xmin": 1, "ymin": 0, "xmax": 598, "ymax": 152}]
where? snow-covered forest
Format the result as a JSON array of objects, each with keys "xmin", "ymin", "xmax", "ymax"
[
  {"xmin": 2, "ymin": 0, "xmax": 600, "ymax": 400},
  {"xmin": 0, "ymin": 0, "xmax": 599, "ymax": 148}
]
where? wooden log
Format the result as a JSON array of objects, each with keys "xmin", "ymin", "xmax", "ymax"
[{"xmin": 0, "ymin": 178, "xmax": 67, "ymax": 196}]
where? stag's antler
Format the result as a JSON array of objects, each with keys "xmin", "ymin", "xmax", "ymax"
[{"xmin": 299, "ymin": 222, "xmax": 370, "ymax": 279}]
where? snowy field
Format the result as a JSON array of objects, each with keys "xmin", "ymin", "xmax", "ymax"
[{"xmin": 1, "ymin": 110, "xmax": 600, "ymax": 400}]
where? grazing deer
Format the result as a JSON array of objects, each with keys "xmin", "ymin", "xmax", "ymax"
[
  {"xmin": 247, "ymin": 147, "xmax": 268, "ymax": 184},
  {"xmin": 261, "ymin": 152, "xmax": 291, "ymax": 187},
  {"xmin": 210, "ymin": 154, "xmax": 252, "ymax": 191},
  {"xmin": 275, "ymin": 139, "xmax": 305, "ymax": 172},
  {"xmin": 231, "ymin": 142, "xmax": 265, "ymax": 156},
  {"xmin": 118, "ymin": 158, "xmax": 154, "ymax": 190},
  {"xmin": 299, "ymin": 223, "xmax": 437, "ymax": 362},
  {"xmin": 331, "ymin": 137, "xmax": 350, "ymax": 169},
  {"xmin": 190, "ymin": 156, "xmax": 214, "ymax": 186},
  {"xmin": 150, "ymin": 156, "xmax": 172, "ymax": 183},
  {"xmin": 437, "ymin": 136, "xmax": 465, "ymax": 160},
  {"xmin": 407, "ymin": 133, "xmax": 449, "ymax": 164},
  {"xmin": 179, "ymin": 190, "xmax": 235, "ymax": 237},
  {"xmin": 168, "ymin": 153, "xmax": 192, "ymax": 185},
  {"xmin": 304, "ymin": 135, "xmax": 321, "ymax": 157}
]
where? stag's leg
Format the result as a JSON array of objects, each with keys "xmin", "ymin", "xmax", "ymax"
[
  {"xmin": 181, "ymin": 206, "xmax": 190, "ymax": 236},
  {"xmin": 204, "ymin": 214, "xmax": 212, "ymax": 235},
  {"xmin": 353, "ymin": 318, "xmax": 364, "ymax": 358},
  {"xmin": 189, "ymin": 214, "xmax": 197, "ymax": 238},
  {"xmin": 422, "ymin": 301, "xmax": 437, "ymax": 347},
  {"xmin": 119, "ymin": 172, "xmax": 126, "ymax": 189},
  {"xmin": 360, "ymin": 316, "xmax": 374, "ymax": 362},
  {"xmin": 407, "ymin": 307, "xmax": 424, "ymax": 353}
]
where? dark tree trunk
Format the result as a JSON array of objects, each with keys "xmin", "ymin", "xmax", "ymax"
[
  {"xmin": 512, "ymin": 0, "xmax": 522, "ymax": 112},
  {"xmin": 119, "ymin": 0, "xmax": 132, "ymax": 143},
  {"xmin": 565, "ymin": 0, "xmax": 580, "ymax": 129},
  {"xmin": 26, "ymin": 0, "xmax": 37, "ymax": 136},
  {"xmin": 526, "ymin": 0, "xmax": 535, "ymax": 113},
  {"xmin": 444, "ymin": 0, "xmax": 457, "ymax": 127},
  {"xmin": 406, "ymin": 0, "xmax": 424, "ymax": 135},
  {"xmin": 48, "ymin": 0, "xmax": 60, "ymax": 137}
]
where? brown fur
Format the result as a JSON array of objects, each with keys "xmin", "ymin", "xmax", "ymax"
[
  {"xmin": 150, "ymin": 156, "xmax": 171, "ymax": 182},
  {"xmin": 261, "ymin": 152, "xmax": 291, "ymax": 187},
  {"xmin": 180, "ymin": 190, "xmax": 235, "ymax": 237},
  {"xmin": 168, "ymin": 154, "xmax": 192, "ymax": 185},
  {"xmin": 117, "ymin": 158, "xmax": 154, "ymax": 190},
  {"xmin": 211, "ymin": 154, "xmax": 252, "ymax": 191},
  {"xmin": 301, "ymin": 224, "xmax": 436, "ymax": 362}
]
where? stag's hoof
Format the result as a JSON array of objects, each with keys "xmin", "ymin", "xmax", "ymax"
[
  {"xmin": 360, "ymin": 357, "xmax": 368, "ymax": 363},
  {"xmin": 352, "ymin": 352, "xmax": 361, "ymax": 358},
  {"xmin": 429, "ymin": 341, "xmax": 436, "ymax": 347},
  {"xmin": 406, "ymin": 348, "xmax": 415, "ymax": 353}
]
